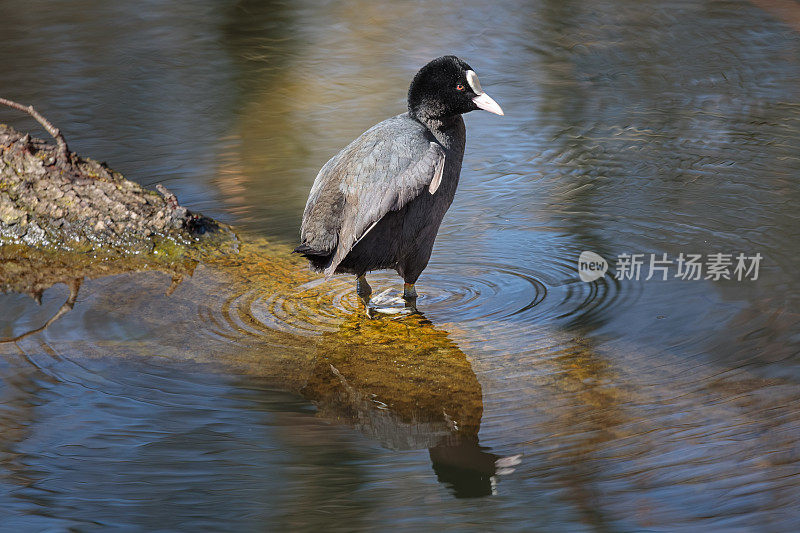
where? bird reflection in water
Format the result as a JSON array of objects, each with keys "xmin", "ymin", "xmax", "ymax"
[{"xmin": 301, "ymin": 311, "xmax": 520, "ymax": 498}]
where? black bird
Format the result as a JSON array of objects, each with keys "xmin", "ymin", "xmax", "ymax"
[{"xmin": 295, "ymin": 56, "xmax": 503, "ymax": 312}]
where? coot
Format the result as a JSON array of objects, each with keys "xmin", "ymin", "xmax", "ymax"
[{"xmin": 295, "ymin": 56, "xmax": 503, "ymax": 312}]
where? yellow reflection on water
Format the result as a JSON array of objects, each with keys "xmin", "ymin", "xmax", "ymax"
[{"xmin": 1, "ymin": 235, "xmax": 507, "ymax": 496}]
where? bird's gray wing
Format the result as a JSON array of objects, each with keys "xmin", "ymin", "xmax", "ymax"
[{"xmin": 299, "ymin": 117, "xmax": 445, "ymax": 277}]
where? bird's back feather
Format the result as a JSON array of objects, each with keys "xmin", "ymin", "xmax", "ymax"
[{"xmin": 298, "ymin": 113, "xmax": 446, "ymax": 276}]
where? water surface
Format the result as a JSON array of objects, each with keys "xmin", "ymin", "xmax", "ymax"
[{"xmin": 1, "ymin": 0, "xmax": 799, "ymax": 530}]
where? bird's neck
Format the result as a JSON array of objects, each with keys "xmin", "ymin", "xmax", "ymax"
[{"xmin": 416, "ymin": 114, "xmax": 465, "ymax": 151}]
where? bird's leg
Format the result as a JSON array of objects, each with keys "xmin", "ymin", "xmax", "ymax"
[
  {"xmin": 356, "ymin": 274, "xmax": 372, "ymax": 305},
  {"xmin": 402, "ymin": 282, "xmax": 417, "ymax": 300},
  {"xmin": 356, "ymin": 275, "xmax": 376, "ymax": 318},
  {"xmin": 403, "ymin": 282, "xmax": 417, "ymax": 311}
]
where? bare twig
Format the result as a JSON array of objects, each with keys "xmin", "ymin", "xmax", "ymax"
[{"xmin": 0, "ymin": 97, "xmax": 71, "ymax": 166}]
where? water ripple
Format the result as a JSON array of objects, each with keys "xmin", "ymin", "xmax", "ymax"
[{"xmin": 205, "ymin": 254, "xmax": 641, "ymax": 340}]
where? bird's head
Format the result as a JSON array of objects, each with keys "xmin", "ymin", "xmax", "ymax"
[{"xmin": 407, "ymin": 56, "xmax": 503, "ymax": 122}]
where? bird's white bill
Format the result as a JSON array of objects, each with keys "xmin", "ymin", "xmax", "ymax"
[{"xmin": 472, "ymin": 92, "xmax": 504, "ymax": 115}]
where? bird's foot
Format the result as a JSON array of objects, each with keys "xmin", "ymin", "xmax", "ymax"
[{"xmin": 362, "ymin": 288, "xmax": 417, "ymax": 318}]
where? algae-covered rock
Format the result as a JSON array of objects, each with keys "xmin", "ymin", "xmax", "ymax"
[{"xmin": 0, "ymin": 123, "xmax": 220, "ymax": 254}]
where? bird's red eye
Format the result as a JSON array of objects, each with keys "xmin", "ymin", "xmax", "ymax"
[{"xmin": 456, "ymin": 84, "xmax": 465, "ymax": 91}]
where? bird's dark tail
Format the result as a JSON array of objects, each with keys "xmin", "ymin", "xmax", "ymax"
[{"xmin": 292, "ymin": 243, "xmax": 333, "ymax": 272}]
